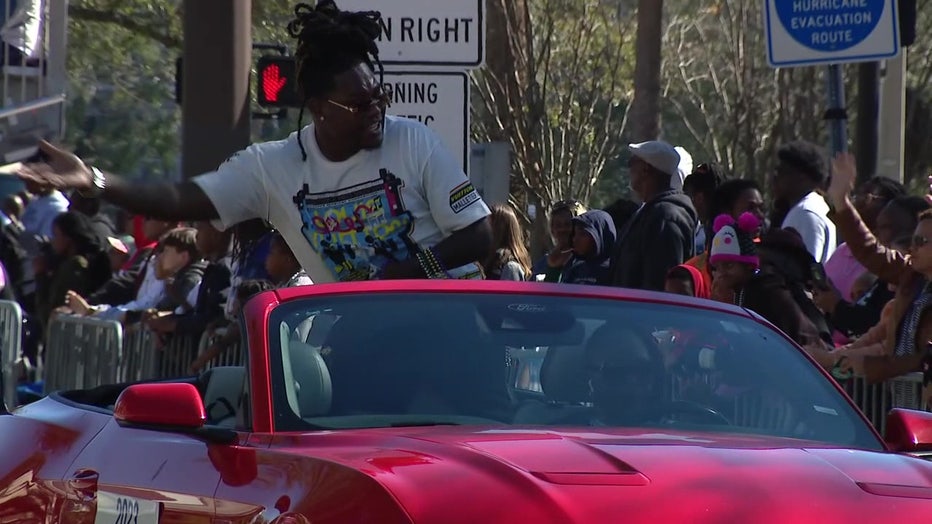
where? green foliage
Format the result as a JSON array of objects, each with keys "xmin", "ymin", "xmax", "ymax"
[
  {"xmin": 65, "ymin": 0, "xmax": 182, "ymax": 179},
  {"xmin": 64, "ymin": 0, "xmax": 302, "ymax": 180}
]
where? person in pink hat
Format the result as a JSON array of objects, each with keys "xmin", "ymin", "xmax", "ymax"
[{"xmin": 709, "ymin": 212, "xmax": 836, "ymax": 369}]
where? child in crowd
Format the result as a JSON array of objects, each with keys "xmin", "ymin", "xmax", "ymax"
[
  {"xmin": 664, "ymin": 264, "xmax": 711, "ymax": 299},
  {"xmin": 482, "ymin": 204, "xmax": 532, "ymax": 281},
  {"xmin": 146, "ymin": 221, "xmax": 233, "ymax": 342},
  {"xmin": 530, "ymin": 200, "xmax": 588, "ymax": 281},
  {"xmin": 265, "ymin": 231, "xmax": 312, "ymax": 287},
  {"xmin": 708, "ymin": 212, "xmax": 836, "ymax": 369},
  {"xmin": 539, "ymin": 209, "xmax": 616, "ymax": 285},
  {"xmin": 188, "ymin": 279, "xmax": 275, "ymax": 373},
  {"xmin": 190, "ymin": 232, "xmax": 312, "ymax": 372}
]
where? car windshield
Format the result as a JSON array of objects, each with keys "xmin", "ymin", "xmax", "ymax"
[{"xmin": 268, "ymin": 292, "xmax": 881, "ymax": 449}]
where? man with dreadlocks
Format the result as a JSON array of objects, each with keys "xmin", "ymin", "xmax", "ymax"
[{"xmin": 17, "ymin": 1, "xmax": 492, "ymax": 283}]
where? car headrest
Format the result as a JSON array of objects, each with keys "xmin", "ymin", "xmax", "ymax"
[
  {"xmin": 539, "ymin": 345, "xmax": 590, "ymax": 403},
  {"xmin": 287, "ymin": 340, "xmax": 332, "ymax": 417},
  {"xmin": 203, "ymin": 366, "xmax": 246, "ymax": 425}
]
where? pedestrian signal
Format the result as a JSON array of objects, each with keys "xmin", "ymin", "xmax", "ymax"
[{"xmin": 256, "ymin": 56, "xmax": 301, "ymax": 108}]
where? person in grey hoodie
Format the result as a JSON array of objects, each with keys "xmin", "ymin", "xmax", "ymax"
[{"xmin": 609, "ymin": 141, "xmax": 698, "ymax": 292}]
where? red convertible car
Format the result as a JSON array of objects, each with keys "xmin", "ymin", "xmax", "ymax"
[{"xmin": 2, "ymin": 280, "xmax": 932, "ymax": 523}]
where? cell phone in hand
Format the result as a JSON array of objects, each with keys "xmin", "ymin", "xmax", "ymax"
[{"xmin": 810, "ymin": 261, "xmax": 831, "ymax": 291}]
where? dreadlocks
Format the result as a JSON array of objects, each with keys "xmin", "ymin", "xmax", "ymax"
[{"xmin": 287, "ymin": 1, "xmax": 384, "ymax": 161}]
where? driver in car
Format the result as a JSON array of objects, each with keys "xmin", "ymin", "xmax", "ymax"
[
  {"xmin": 580, "ymin": 323, "xmax": 730, "ymax": 427},
  {"xmin": 584, "ymin": 324, "xmax": 668, "ymax": 425}
]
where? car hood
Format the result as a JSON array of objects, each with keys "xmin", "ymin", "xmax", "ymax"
[{"xmin": 272, "ymin": 427, "xmax": 932, "ymax": 523}]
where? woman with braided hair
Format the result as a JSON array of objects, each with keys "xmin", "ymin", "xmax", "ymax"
[{"xmin": 17, "ymin": 1, "xmax": 492, "ymax": 283}]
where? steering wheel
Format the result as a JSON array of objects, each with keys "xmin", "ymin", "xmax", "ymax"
[{"xmin": 662, "ymin": 400, "xmax": 732, "ymax": 426}]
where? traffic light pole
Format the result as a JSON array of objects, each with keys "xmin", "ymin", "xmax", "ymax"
[{"xmin": 180, "ymin": 0, "xmax": 252, "ymax": 179}]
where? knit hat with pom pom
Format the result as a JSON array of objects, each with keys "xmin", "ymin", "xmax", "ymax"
[{"xmin": 709, "ymin": 212, "xmax": 760, "ymax": 268}]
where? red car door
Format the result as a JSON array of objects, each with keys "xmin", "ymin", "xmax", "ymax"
[{"xmin": 65, "ymin": 418, "xmax": 227, "ymax": 523}]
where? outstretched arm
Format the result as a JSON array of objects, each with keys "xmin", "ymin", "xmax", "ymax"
[
  {"xmin": 98, "ymin": 177, "xmax": 219, "ymax": 221},
  {"xmin": 18, "ymin": 140, "xmax": 219, "ymax": 221}
]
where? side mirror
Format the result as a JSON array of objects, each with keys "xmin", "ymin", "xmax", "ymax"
[
  {"xmin": 885, "ymin": 408, "xmax": 932, "ymax": 453},
  {"xmin": 114, "ymin": 383, "xmax": 206, "ymax": 429}
]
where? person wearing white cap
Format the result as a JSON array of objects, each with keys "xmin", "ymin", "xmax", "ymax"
[
  {"xmin": 672, "ymin": 146, "xmax": 693, "ymax": 192},
  {"xmin": 609, "ymin": 141, "xmax": 698, "ymax": 291}
]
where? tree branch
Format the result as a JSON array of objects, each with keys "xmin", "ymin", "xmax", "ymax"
[{"xmin": 69, "ymin": 5, "xmax": 182, "ymax": 49}]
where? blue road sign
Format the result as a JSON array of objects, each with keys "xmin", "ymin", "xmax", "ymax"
[{"xmin": 764, "ymin": 0, "xmax": 900, "ymax": 67}]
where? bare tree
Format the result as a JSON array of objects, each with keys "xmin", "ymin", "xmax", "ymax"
[
  {"xmin": 661, "ymin": 0, "xmax": 827, "ymax": 186},
  {"xmin": 471, "ymin": 0, "xmax": 636, "ymax": 256}
]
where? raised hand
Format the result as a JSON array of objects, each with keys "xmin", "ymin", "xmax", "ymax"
[
  {"xmin": 828, "ymin": 152, "xmax": 857, "ymax": 209},
  {"xmin": 16, "ymin": 140, "xmax": 94, "ymax": 191}
]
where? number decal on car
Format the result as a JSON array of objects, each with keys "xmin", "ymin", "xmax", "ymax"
[{"xmin": 94, "ymin": 490, "xmax": 160, "ymax": 524}]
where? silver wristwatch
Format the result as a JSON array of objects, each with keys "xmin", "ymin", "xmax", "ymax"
[{"xmin": 78, "ymin": 165, "xmax": 106, "ymax": 198}]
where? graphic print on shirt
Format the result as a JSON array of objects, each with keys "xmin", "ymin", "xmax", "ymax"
[{"xmin": 293, "ymin": 169, "xmax": 417, "ymax": 281}]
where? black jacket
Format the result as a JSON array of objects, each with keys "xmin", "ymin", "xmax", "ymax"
[
  {"xmin": 609, "ymin": 190, "xmax": 697, "ymax": 291},
  {"xmin": 740, "ymin": 271, "xmax": 829, "ymax": 356},
  {"xmin": 88, "ymin": 245, "xmax": 157, "ymax": 307},
  {"xmin": 156, "ymin": 259, "xmax": 208, "ymax": 313},
  {"xmin": 173, "ymin": 261, "xmax": 232, "ymax": 337}
]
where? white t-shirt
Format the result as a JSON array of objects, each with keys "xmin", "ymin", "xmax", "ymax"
[
  {"xmin": 781, "ymin": 191, "xmax": 836, "ymax": 264},
  {"xmin": 194, "ymin": 116, "xmax": 490, "ymax": 284}
]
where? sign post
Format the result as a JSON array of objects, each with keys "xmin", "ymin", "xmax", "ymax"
[
  {"xmin": 338, "ymin": 0, "xmax": 485, "ymax": 67},
  {"xmin": 383, "ymin": 72, "xmax": 470, "ymax": 173},
  {"xmin": 764, "ymin": 0, "xmax": 901, "ymax": 157}
]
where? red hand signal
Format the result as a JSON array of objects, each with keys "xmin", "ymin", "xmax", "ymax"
[{"xmin": 261, "ymin": 64, "xmax": 288, "ymax": 103}]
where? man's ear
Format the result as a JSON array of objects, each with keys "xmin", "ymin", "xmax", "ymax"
[{"xmin": 306, "ymin": 98, "xmax": 323, "ymax": 120}]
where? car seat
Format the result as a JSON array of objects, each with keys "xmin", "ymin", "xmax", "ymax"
[
  {"xmin": 280, "ymin": 320, "xmax": 332, "ymax": 419},
  {"xmin": 203, "ymin": 366, "xmax": 246, "ymax": 427}
]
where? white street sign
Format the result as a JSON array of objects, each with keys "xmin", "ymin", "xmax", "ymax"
[
  {"xmin": 339, "ymin": 0, "xmax": 485, "ymax": 67},
  {"xmin": 383, "ymin": 71, "xmax": 470, "ymax": 173},
  {"xmin": 764, "ymin": 0, "xmax": 900, "ymax": 68}
]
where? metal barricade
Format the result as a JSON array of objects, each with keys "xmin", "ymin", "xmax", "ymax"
[
  {"xmin": 199, "ymin": 327, "xmax": 245, "ymax": 371},
  {"xmin": 44, "ymin": 315, "xmax": 123, "ymax": 393},
  {"xmin": 45, "ymin": 317, "xmax": 248, "ymax": 390},
  {"xmin": 154, "ymin": 334, "xmax": 200, "ymax": 379},
  {"xmin": 845, "ymin": 372, "xmax": 926, "ymax": 435},
  {"xmin": 120, "ymin": 327, "xmax": 158, "ymax": 383},
  {"xmin": 206, "ymin": 342, "xmax": 245, "ymax": 369},
  {"xmin": 0, "ymin": 299, "xmax": 23, "ymax": 409}
]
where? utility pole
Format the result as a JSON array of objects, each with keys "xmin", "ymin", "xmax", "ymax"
[
  {"xmin": 876, "ymin": 51, "xmax": 906, "ymax": 184},
  {"xmin": 181, "ymin": 0, "xmax": 252, "ymax": 179},
  {"xmin": 630, "ymin": 0, "xmax": 663, "ymax": 142},
  {"xmin": 854, "ymin": 62, "xmax": 879, "ymax": 184}
]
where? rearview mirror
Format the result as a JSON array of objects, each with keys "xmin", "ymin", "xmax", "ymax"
[
  {"xmin": 114, "ymin": 383, "xmax": 205, "ymax": 429},
  {"xmin": 885, "ymin": 408, "xmax": 932, "ymax": 453}
]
